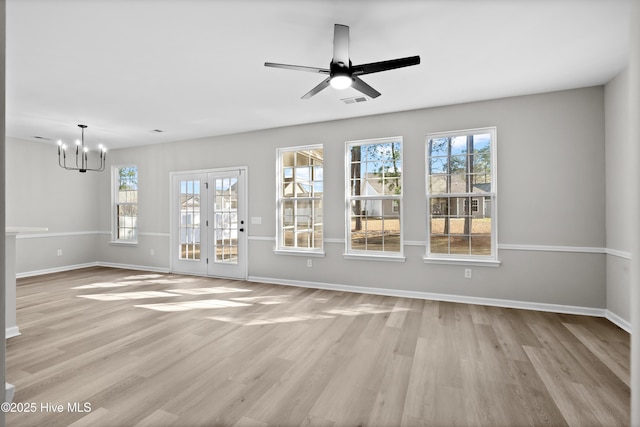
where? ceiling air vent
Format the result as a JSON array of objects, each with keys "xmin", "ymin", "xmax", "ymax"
[
  {"xmin": 341, "ymin": 96, "xmax": 369, "ymax": 104},
  {"xmin": 33, "ymin": 136, "xmax": 52, "ymax": 141}
]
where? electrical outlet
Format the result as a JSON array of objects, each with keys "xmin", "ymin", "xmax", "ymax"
[
  {"xmin": 307, "ymin": 259, "xmax": 313, "ymax": 268},
  {"xmin": 150, "ymin": 249, "xmax": 155, "ymax": 256},
  {"xmin": 57, "ymin": 249, "xmax": 62, "ymax": 257},
  {"xmin": 464, "ymin": 268, "xmax": 472, "ymax": 279}
]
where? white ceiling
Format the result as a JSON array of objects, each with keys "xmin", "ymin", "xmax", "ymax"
[{"xmin": 6, "ymin": 0, "xmax": 630, "ymax": 150}]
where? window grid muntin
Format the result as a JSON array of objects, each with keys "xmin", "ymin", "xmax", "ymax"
[
  {"xmin": 426, "ymin": 128, "xmax": 496, "ymax": 259},
  {"xmin": 346, "ymin": 137, "xmax": 403, "ymax": 256},
  {"xmin": 179, "ymin": 179, "xmax": 201, "ymax": 260},
  {"xmin": 277, "ymin": 146, "xmax": 324, "ymax": 251},
  {"xmin": 114, "ymin": 166, "xmax": 138, "ymax": 242},
  {"xmin": 214, "ymin": 177, "xmax": 239, "ymax": 264}
]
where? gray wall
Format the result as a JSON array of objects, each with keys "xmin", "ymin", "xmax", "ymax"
[
  {"xmin": 5, "ymin": 138, "xmax": 99, "ymax": 273},
  {"xmin": 628, "ymin": 0, "xmax": 640, "ymax": 423},
  {"xmin": 604, "ymin": 68, "xmax": 631, "ymax": 324},
  {"xmin": 91, "ymin": 86, "xmax": 607, "ymax": 309}
]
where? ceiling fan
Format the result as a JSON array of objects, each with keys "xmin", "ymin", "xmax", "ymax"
[{"xmin": 265, "ymin": 24, "xmax": 420, "ymax": 99}]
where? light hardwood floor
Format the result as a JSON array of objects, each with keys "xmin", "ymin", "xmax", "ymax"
[{"xmin": 6, "ymin": 267, "xmax": 630, "ymax": 426}]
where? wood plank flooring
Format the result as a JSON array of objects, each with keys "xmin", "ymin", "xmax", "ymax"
[{"xmin": 6, "ymin": 267, "xmax": 630, "ymax": 426}]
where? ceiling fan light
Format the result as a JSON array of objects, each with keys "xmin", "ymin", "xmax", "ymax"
[{"xmin": 330, "ymin": 75, "xmax": 352, "ymax": 90}]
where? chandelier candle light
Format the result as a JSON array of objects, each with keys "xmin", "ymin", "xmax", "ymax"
[{"xmin": 57, "ymin": 124, "xmax": 107, "ymax": 172}]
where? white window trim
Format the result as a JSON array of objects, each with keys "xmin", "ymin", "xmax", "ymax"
[
  {"xmin": 344, "ymin": 136, "xmax": 404, "ymax": 259},
  {"xmin": 275, "ymin": 144, "xmax": 324, "ymax": 255},
  {"xmin": 111, "ymin": 164, "xmax": 138, "ymax": 245},
  {"xmin": 424, "ymin": 127, "xmax": 498, "ymax": 264}
]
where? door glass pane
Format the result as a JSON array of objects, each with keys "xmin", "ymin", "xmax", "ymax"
[
  {"xmin": 179, "ymin": 180, "xmax": 201, "ymax": 260},
  {"xmin": 214, "ymin": 177, "xmax": 238, "ymax": 264}
]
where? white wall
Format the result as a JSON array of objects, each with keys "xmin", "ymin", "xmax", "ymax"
[
  {"xmin": 5, "ymin": 86, "xmax": 609, "ymax": 310},
  {"xmin": 1, "ymin": 0, "xmax": 6, "ymax": 422},
  {"xmin": 604, "ymin": 68, "xmax": 632, "ymax": 324},
  {"xmin": 93, "ymin": 86, "xmax": 607, "ymax": 310},
  {"xmin": 5, "ymin": 138, "xmax": 99, "ymax": 274},
  {"xmin": 629, "ymin": 0, "xmax": 640, "ymax": 423}
]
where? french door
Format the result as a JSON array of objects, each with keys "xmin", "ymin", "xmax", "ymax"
[{"xmin": 170, "ymin": 168, "xmax": 247, "ymax": 279}]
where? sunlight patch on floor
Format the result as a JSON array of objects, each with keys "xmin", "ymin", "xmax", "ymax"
[
  {"xmin": 124, "ymin": 274, "xmax": 166, "ymax": 280},
  {"xmin": 78, "ymin": 291, "xmax": 179, "ymax": 301},
  {"xmin": 207, "ymin": 303, "xmax": 412, "ymax": 326},
  {"xmin": 230, "ymin": 295, "xmax": 293, "ymax": 304},
  {"xmin": 324, "ymin": 303, "xmax": 410, "ymax": 316},
  {"xmin": 144, "ymin": 278, "xmax": 200, "ymax": 285},
  {"xmin": 135, "ymin": 299, "xmax": 251, "ymax": 312},
  {"xmin": 168, "ymin": 287, "xmax": 252, "ymax": 295},
  {"xmin": 207, "ymin": 312, "xmax": 334, "ymax": 325},
  {"xmin": 73, "ymin": 282, "xmax": 132, "ymax": 289}
]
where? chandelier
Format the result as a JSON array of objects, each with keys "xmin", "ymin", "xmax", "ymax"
[{"xmin": 57, "ymin": 124, "xmax": 107, "ymax": 173}]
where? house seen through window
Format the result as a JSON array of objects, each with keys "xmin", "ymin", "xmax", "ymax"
[
  {"xmin": 114, "ymin": 165, "xmax": 138, "ymax": 242},
  {"xmin": 346, "ymin": 137, "xmax": 403, "ymax": 257},
  {"xmin": 426, "ymin": 128, "xmax": 496, "ymax": 260},
  {"xmin": 276, "ymin": 146, "xmax": 323, "ymax": 253}
]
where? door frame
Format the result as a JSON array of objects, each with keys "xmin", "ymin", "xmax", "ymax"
[{"xmin": 169, "ymin": 166, "xmax": 249, "ymax": 280}]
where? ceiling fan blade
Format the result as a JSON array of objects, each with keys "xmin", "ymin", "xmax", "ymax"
[
  {"xmin": 264, "ymin": 62, "xmax": 330, "ymax": 74},
  {"xmin": 352, "ymin": 55, "xmax": 421, "ymax": 75},
  {"xmin": 332, "ymin": 24, "xmax": 350, "ymax": 65},
  {"xmin": 351, "ymin": 76, "xmax": 381, "ymax": 98},
  {"xmin": 302, "ymin": 77, "xmax": 331, "ymax": 99}
]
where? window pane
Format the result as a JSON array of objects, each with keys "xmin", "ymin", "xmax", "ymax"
[
  {"xmin": 179, "ymin": 179, "xmax": 200, "ymax": 259},
  {"xmin": 472, "ymin": 134, "xmax": 491, "ymax": 153},
  {"xmin": 383, "ymin": 178, "xmax": 401, "ymax": 195},
  {"xmin": 450, "ymin": 236, "xmax": 470, "ymax": 254},
  {"xmin": 430, "ymin": 235, "xmax": 449, "ymax": 254},
  {"xmin": 471, "ymin": 235, "xmax": 491, "ymax": 255},
  {"xmin": 429, "ymin": 157, "xmax": 448, "ymax": 174},
  {"xmin": 450, "ymin": 136, "xmax": 468, "ymax": 155},
  {"xmin": 428, "ymin": 138, "xmax": 450, "ymax": 157},
  {"xmin": 350, "ymin": 178, "xmax": 363, "ymax": 197},
  {"xmin": 295, "ymin": 166, "xmax": 311, "ymax": 182},
  {"xmin": 350, "ymin": 198, "xmax": 401, "ymax": 253},
  {"xmin": 282, "ymin": 151, "xmax": 295, "ymax": 167},
  {"xmin": 347, "ymin": 139, "xmax": 402, "ymax": 255},
  {"xmin": 426, "ymin": 129, "xmax": 494, "ymax": 259},
  {"xmin": 278, "ymin": 146, "xmax": 323, "ymax": 250},
  {"xmin": 429, "ymin": 176, "xmax": 448, "ymax": 195},
  {"xmin": 116, "ymin": 166, "xmax": 138, "ymax": 241},
  {"xmin": 430, "ymin": 197, "xmax": 449, "ymax": 216},
  {"xmin": 296, "ymin": 151, "xmax": 310, "ymax": 166},
  {"xmin": 313, "ymin": 182, "xmax": 324, "ymax": 196}
]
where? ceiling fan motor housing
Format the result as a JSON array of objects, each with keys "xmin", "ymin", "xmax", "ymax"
[{"xmin": 330, "ymin": 60, "xmax": 352, "ymax": 80}]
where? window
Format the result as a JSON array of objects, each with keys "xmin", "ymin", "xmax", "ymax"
[
  {"xmin": 426, "ymin": 128, "xmax": 497, "ymax": 263},
  {"xmin": 276, "ymin": 146, "xmax": 323, "ymax": 254},
  {"xmin": 179, "ymin": 179, "xmax": 200, "ymax": 259},
  {"xmin": 346, "ymin": 137, "xmax": 403, "ymax": 258},
  {"xmin": 113, "ymin": 165, "xmax": 138, "ymax": 243}
]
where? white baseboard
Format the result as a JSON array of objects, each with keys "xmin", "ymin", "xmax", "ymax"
[
  {"xmin": 16, "ymin": 262, "xmax": 169, "ymax": 278},
  {"xmin": 16, "ymin": 262, "xmax": 99, "ymax": 279},
  {"xmin": 14, "ymin": 264, "xmax": 628, "ymax": 333},
  {"xmin": 248, "ymin": 275, "xmax": 611, "ymax": 320},
  {"xmin": 97, "ymin": 262, "xmax": 170, "ymax": 274},
  {"xmin": 6, "ymin": 326, "xmax": 20, "ymax": 339},
  {"xmin": 6, "ymin": 383, "xmax": 15, "ymax": 404},
  {"xmin": 605, "ymin": 310, "xmax": 632, "ymax": 333}
]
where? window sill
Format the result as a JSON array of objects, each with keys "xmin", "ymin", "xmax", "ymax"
[
  {"xmin": 343, "ymin": 253, "xmax": 406, "ymax": 263},
  {"xmin": 109, "ymin": 240, "xmax": 139, "ymax": 246},
  {"xmin": 423, "ymin": 257, "xmax": 501, "ymax": 267},
  {"xmin": 273, "ymin": 249, "xmax": 325, "ymax": 258}
]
